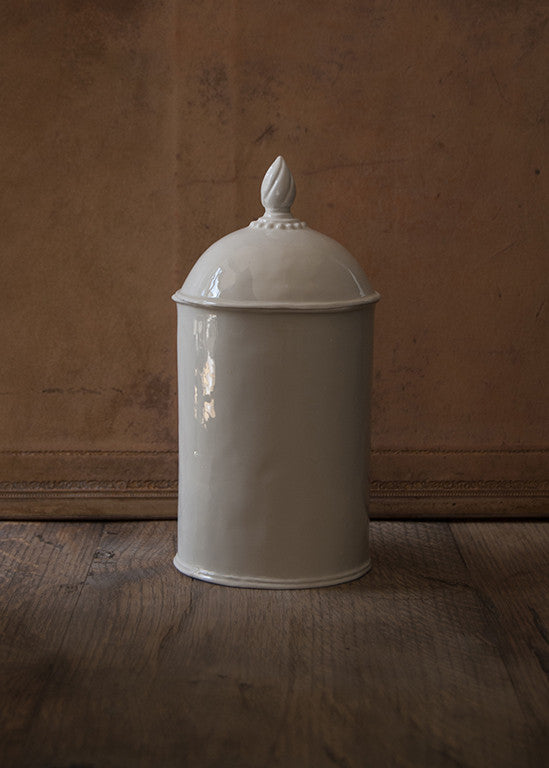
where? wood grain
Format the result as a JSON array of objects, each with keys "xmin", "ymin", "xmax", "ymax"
[
  {"xmin": 0, "ymin": 521, "xmax": 103, "ymax": 761},
  {"xmin": 1, "ymin": 521, "xmax": 546, "ymax": 767},
  {"xmin": 451, "ymin": 522, "xmax": 549, "ymax": 738}
]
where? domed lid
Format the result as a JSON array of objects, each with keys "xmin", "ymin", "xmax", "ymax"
[{"xmin": 172, "ymin": 156, "xmax": 380, "ymax": 311}]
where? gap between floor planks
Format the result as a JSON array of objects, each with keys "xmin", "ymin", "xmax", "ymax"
[{"xmin": 0, "ymin": 520, "xmax": 547, "ymax": 768}]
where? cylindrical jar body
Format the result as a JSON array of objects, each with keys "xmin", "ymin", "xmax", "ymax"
[{"xmin": 174, "ymin": 302, "xmax": 375, "ymax": 588}]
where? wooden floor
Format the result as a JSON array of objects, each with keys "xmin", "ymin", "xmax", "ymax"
[{"xmin": 0, "ymin": 520, "xmax": 547, "ymax": 768}]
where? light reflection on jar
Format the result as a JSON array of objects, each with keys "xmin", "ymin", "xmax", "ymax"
[{"xmin": 192, "ymin": 314, "xmax": 217, "ymax": 425}]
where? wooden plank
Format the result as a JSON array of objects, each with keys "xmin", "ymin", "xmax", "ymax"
[
  {"xmin": 371, "ymin": 495, "xmax": 549, "ymax": 519},
  {"xmin": 451, "ymin": 521, "xmax": 549, "ymax": 738},
  {"xmin": 0, "ymin": 497, "xmax": 178, "ymax": 521},
  {"xmin": 0, "ymin": 521, "xmax": 103, "ymax": 762},
  {"xmin": 14, "ymin": 520, "xmax": 540, "ymax": 767},
  {"xmin": 1, "ymin": 494, "xmax": 547, "ymax": 521}
]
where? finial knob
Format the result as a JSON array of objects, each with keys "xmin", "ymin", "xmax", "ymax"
[
  {"xmin": 249, "ymin": 155, "xmax": 306, "ymax": 229},
  {"xmin": 261, "ymin": 156, "xmax": 296, "ymax": 213}
]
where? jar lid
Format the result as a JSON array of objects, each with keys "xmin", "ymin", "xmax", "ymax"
[{"xmin": 172, "ymin": 156, "xmax": 380, "ymax": 312}]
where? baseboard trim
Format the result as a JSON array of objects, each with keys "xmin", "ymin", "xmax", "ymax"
[
  {"xmin": 1, "ymin": 478, "xmax": 548, "ymax": 499},
  {"xmin": 0, "ymin": 479, "xmax": 546, "ymax": 520},
  {"xmin": 0, "ymin": 448, "xmax": 546, "ymax": 519}
]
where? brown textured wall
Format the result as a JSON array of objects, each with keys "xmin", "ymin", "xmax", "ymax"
[{"xmin": 1, "ymin": 0, "xmax": 547, "ymax": 516}]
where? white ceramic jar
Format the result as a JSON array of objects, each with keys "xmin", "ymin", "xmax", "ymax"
[{"xmin": 172, "ymin": 156, "xmax": 380, "ymax": 588}]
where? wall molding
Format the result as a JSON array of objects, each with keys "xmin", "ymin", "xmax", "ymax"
[
  {"xmin": 0, "ymin": 478, "xmax": 547, "ymax": 501},
  {"xmin": 0, "ymin": 450, "xmax": 178, "ymax": 456},
  {"xmin": 1, "ymin": 448, "xmax": 546, "ymax": 456},
  {"xmin": 0, "ymin": 448, "xmax": 546, "ymax": 519}
]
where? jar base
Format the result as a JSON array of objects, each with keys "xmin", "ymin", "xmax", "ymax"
[{"xmin": 173, "ymin": 554, "xmax": 371, "ymax": 589}]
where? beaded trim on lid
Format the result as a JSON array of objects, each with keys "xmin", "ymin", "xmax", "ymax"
[{"xmin": 249, "ymin": 218, "xmax": 307, "ymax": 230}]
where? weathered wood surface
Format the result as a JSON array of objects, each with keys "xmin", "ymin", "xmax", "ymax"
[
  {"xmin": 451, "ymin": 522, "xmax": 549, "ymax": 739},
  {"xmin": 1, "ymin": 520, "xmax": 547, "ymax": 767},
  {"xmin": 0, "ymin": 522, "xmax": 104, "ymax": 760}
]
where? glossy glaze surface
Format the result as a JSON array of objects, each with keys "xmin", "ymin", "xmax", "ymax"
[
  {"xmin": 175, "ymin": 304, "xmax": 375, "ymax": 587},
  {"xmin": 173, "ymin": 157, "xmax": 380, "ymax": 311}
]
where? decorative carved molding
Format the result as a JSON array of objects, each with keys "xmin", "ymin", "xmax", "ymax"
[
  {"xmin": 0, "ymin": 480, "xmax": 177, "ymax": 499},
  {"xmin": 0, "ymin": 448, "xmax": 545, "ymax": 456},
  {"xmin": 372, "ymin": 448, "xmax": 548, "ymax": 455},
  {"xmin": 371, "ymin": 480, "xmax": 549, "ymax": 498},
  {"xmin": 0, "ymin": 450, "xmax": 178, "ymax": 456},
  {"xmin": 1, "ymin": 479, "xmax": 547, "ymax": 501},
  {"xmin": 1, "ymin": 448, "xmax": 546, "ymax": 516}
]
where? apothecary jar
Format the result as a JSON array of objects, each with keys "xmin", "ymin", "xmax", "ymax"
[{"xmin": 172, "ymin": 156, "xmax": 380, "ymax": 588}]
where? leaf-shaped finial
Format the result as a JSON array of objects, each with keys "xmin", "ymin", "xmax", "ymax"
[{"xmin": 260, "ymin": 156, "xmax": 296, "ymax": 213}]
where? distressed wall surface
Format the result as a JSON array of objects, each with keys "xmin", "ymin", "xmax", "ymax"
[{"xmin": 1, "ymin": 0, "xmax": 547, "ymax": 516}]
